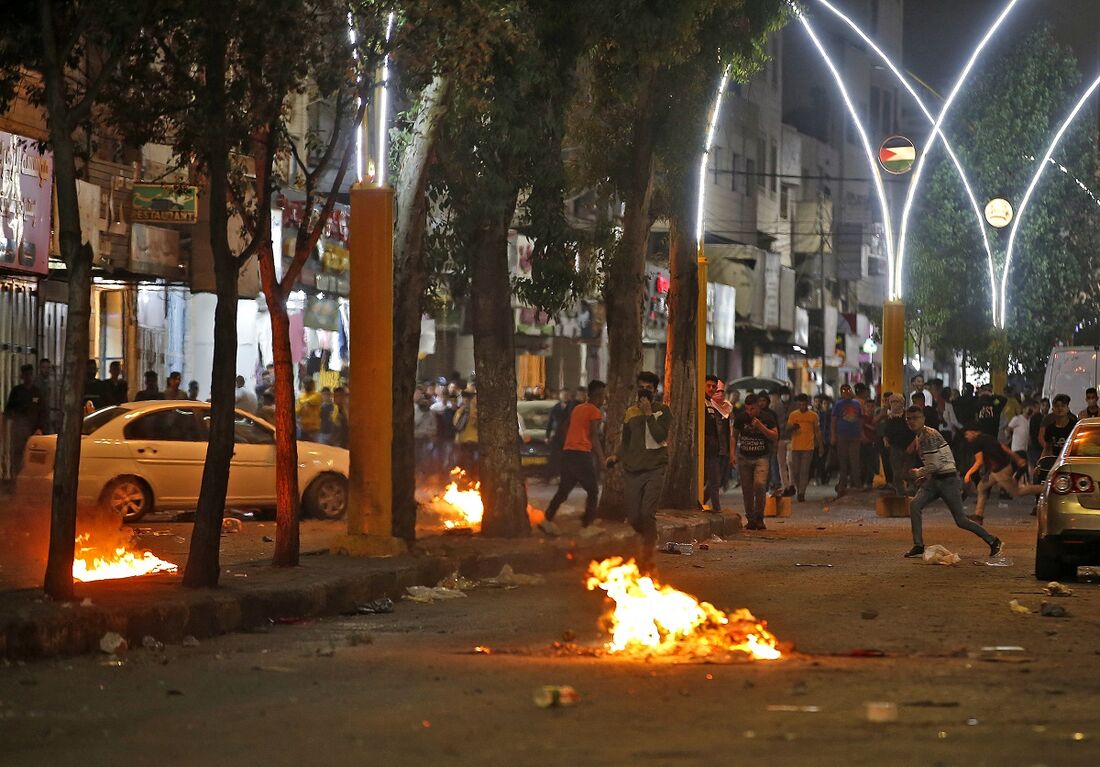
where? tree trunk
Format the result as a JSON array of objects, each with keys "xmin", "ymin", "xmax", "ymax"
[
  {"xmin": 267, "ymin": 296, "xmax": 300, "ymax": 566},
  {"xmin": 597, "ymin": 74, "xmax": 658, "ymax": 520},
  {"xmin": 470, "ymin": 198, "xmax": 529, "ymax": 537},
  {"xmin": 392, "ymin": 75, "xmax": 451, "ymax": 542},
  {"xmin": 184, "ymin": 19, "xmax": 234, "ymax": 589},
  {"xmin": 659, "ymin": 207, "xmax": 699, "ymax": 509}
]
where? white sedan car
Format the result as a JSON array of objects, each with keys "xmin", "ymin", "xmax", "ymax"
[{"xmin": 17, "ymin": 401, "xmax": 349, "ymax": 522}]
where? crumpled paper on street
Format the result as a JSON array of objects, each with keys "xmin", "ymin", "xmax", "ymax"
[
  {"xmin": 438, "ymin": 571, "xmax": 478, "ymax": 590},
  {"xmin": 922, "ymin": 544, "xmax": 960, "ymax": 566},
  {"xmin": 405, "ymin": 585, "xmax": 468, "ymax": 603},
  {"xmin": 1043, "ymin": 581, "xmax": 1073, "ymax": 597},
  {"xmin": 482, "ymin": 564, "xmax": 545, "ymax": 588}
]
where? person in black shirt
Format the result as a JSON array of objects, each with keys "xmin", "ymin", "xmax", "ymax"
[
  {"xmin": 702, "ymin": 375, "xmax": 726, "ymax": 512},
  {"xmin": 1040, "ymin": 394, "xmax": 1077, "ymax": 457},
  {"xmin": 911, "ymin": 390, "xmax": 940, "ymax": 432},
  {"xmin": 1079, "ymin": 387, "xmax": 1100, "ymax": 419},
  {"xmin": 5, "ymin": 364, "xmax": 46, "ymax": 477},
  {"xmin": 82, "ymin": 359, "xmax": 107, "ymax": 413},
  {"xmin": 733, "ymin": 394, "xmax": 779, "ymax": 530},
  {"xmin": 964, "ymin": 424, "xmax": 1041, "ymax": 523},
  {"xmin": 881, "ymin": 393, "xmax": 915, "ymax": 496},
  {"xmin": 1028, "ymin": 397, "xmax": 1049, "ymax": 471},
  {"xmin": 546, "ymin": 388, "xmax": 575, "ymax": 477},
  {"xmin": 103, "ymin": 360, "xmax": 128, "ymax": 406},
  {"xmin": 975, "ymin": 384, "xmax": 1005, "ymax": 437},
  {"xmin": 134, "ymin": 370, "xmax": 164, "ymax": 401}
]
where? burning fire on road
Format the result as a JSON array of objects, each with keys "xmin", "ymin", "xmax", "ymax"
[
  {"xmin": 586, "ymin": 557, "xmax": 782, "ymax": 661},
  {"xmin": 72, "ymin": 532, "xmax": 178, "ymax": 583}
]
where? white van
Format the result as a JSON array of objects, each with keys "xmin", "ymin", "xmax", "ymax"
[{"xmin": 1042, "ymin": 346, "xmax": 1100, "ymax": 414}]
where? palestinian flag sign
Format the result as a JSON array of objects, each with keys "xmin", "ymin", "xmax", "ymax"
[{"xmin": 878, "ymin": 136, "xmax": 916, "ymax": 175}]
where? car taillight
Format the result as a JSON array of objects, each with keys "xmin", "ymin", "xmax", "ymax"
[{"xmin": 1051, "ymin": 471, "xmax": 1095, "ymax": 494}]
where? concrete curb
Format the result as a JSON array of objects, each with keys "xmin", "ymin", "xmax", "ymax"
[{"xmin": 0, "ymin": 511, "xmax": 739, "ymax": 661}]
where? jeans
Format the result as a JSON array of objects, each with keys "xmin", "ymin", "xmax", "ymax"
[
  {"xmin": 789, "ymin": 450, "xmax": 814, "ymax": 498},
  {"xmin": 703, "ymin": 454, "xmax": 724, "ymax": 511},
  {"xmin": 624, "ymin": 466, "xmax": 666, "ymax": 553},
  {"xmin": 737, "ymin": 455, "xmax": 770, "ymax": 524},
  {"xmin": 910, "ymin": 473, "xmax": 994, "ymax": 547},
  {"xmin": 835, "ymin": 436, "xmax": 861, "ymax": 492},
  {"xmin": 975, "ymin": 465, "xmax": 1041, "ymax": 518},
  {"xmin": 545, "ymin": 450, "xmax": 599, "ymax": 523}
]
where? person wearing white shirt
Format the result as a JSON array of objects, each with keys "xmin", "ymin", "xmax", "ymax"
[
  {"xmin": 1005, "ymin": 404, "xmax": 1034, "ymax": 480},
  {"xmin": 234, "ymin": 375, "xmax": 258, "ymax": 413}
]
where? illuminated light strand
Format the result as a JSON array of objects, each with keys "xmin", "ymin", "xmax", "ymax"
[
  {"xmin": 814, "ymin": 0, "xmax": 998, "ymax": 325},
  {"xmin": 1000, "ymin": 72, "xmax": 1100, "ymax": 326},
  {"xmin": 349, "ymin": 14, "xmax": 364, "ymax": 184},
  {"xmin": 696, "ymin": 66, "xmax": 732, "ymax": 244},
  {"xmin": 376, "ymin": 12, "xmax": 396, "ymax": 187},
  {"xmin": 895, "ymin": 0, "xmax": 1020, "ymax": 303},
  {"xmin": 1025, "ymin": 155, "xmax": 1100, "ymax": 209},
  {"xmin": 795, "ymin": 9, "xmax": 895, "ymax": 297}
]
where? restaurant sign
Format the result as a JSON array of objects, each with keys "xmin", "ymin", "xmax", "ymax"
[{"xmin": 131, "ymin": 183, "xmax": 198, "ymax": 223}]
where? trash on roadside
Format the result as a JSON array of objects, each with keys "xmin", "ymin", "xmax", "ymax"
[
  {"xmin": 262, "ymin": 535, "xmax": 274, "ymax": 543},
  {"xmin": 795, "ymin": 563, "xmax": 833, "ymax": 568},
  {"xmin": 99, "ymin": 632, "xmax": 127, "ymax": 655},
  {"xmin": 315, "ymin": 645, "xmax": 336, "ymax": 657},
  {"xmin": 981, "ymin": 556, "xmax": 1013, "ymax": 567},
  {"xmin": 405, "ymin": 585, "xmax": 467, "ymax": 603},
  {"xmin": 861, "ymin": 610, "xmax": 879, "ymax": 620},
  {"xmin": 708, "ymin": 535, "xmax": 725, "ymax": 543},
  {"xmin": 977, "ymin": 646, "xmax": 1031, "ymax": 663},
  {"xmin": 661, "ymin": 541, "xmax": 694, "ymax": 556},
  {"xmin": 181, "ymin": 635, "xmax": 200, "ymax": 647},
  {"xmin": 922, "ymin": 545, "xmax": 960, "ymax": 566},
  {"xmin": 351, "ymin": 597, "xmax": 394, "ymax": 615},
  {"xmin": 141, "ymin": 635, "xmax": 164, "ymax": 651},
  {"xmin": 534, "ymin": 685, "xmax": 579, "ymax": 708},
  {"xmin": 438, "ymin": 571, "xmax": 478, "ymax": 590},
  {"xmin": 766, "ymin": 704, "xmax": 821, "ymax": 713},
  {"xmin": 697, "ymin": 543, "xmax": 710, "ymax": 550},
  {"xmin": 1043, "ymin": 581, "xmax": 1074, "ymax": 597},
  {"xmin": 1008, "ymin": 599, "xmax": 1031, "ymax": 615},
  {"xmin": 1040, "ymin": 602, "xmax": 1068, "ymax": 618},
  {"xmin": 864, "ymin": 701, "xmax": 898, "ymax": 722},
  {"xmin": 220, "ymin": 517, "xmax": 243, "ymax": 535},
  {"xmin": 483, "ymin": 564, "xmax": 545, "ymax": 588},
  {"xmin": 80, "ymin": 598, "xmax": 94, "ymax": 607}
]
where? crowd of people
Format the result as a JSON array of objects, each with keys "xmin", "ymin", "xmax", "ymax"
[{"xmin": 412, "ymin": 376, "xmax": 480, "ymax": 480}]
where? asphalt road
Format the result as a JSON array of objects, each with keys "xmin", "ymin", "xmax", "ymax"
[{"xmin": 3, "ymin": 487, "xmax": 1100, "ymax": 766}]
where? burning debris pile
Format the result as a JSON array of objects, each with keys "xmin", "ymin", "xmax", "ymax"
[
  {"xmin": 585, "ymin": 557, "xmax": 782, "ymax": 661},
  {"xmin": 72, "ymin": 530, "xmax": 178, "ymax": 583},
  {"xmin": 421, "ymin": 467, "xmax": 485, "ymax": 531}
]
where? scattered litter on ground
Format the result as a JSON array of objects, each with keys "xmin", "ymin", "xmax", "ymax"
[
  {"xmin": 864, "ymin": 701, "xmax": 897, "ymax": 722},
  {"xmin": 1043, "ymin": 581, "xmax": 1073, "ymax": 597},
  {"xmin": 315, "ymin": 645, "xmax": 336, "ymax": 657},
  {"xmin": 262, "ymin": 535, "xmax": 274, "ymax": 543},
  {"xmin": 697, "ymin": 543, "xmax": 710, "ymax": 550},
  {"xmin": 795, "ymin": 563, "xmax": 833, "ymax": 568},
  {"xmin": 80, "ymin": 598, "xmax": 93, "ymax": 607},
  {"xmin": 922, "ymin": 545, "xmax": 960, "ymax": 566},
  {"xmin": 861, "ymin": 610, "xmax": 878, "ymax": 620},
  {"xmin": 977, "ymin": 554, "xmax": 1013, "ymax": 567},
  {"xmin": 1008, "ymin": 599, "xmax": 1031, "ymax": 615},
  {"xmin": 766, "ymin": 704, "xmax": 820, "ymax": 713},
  {"xmin": 438, "ymin": 571, "xmax": 478, "ymax": 590},
  {"xmin": 141, "ymin": 635, "xmax": 164, "ymax": 651},
  {"xmin": 348, "ymin": 597, "xmax": 395, "ymax": 615},
  {"xmin": 483, "ymin": 564, "xmax": 545, "ymax": 588},
  {"xmin": 405, "ymin": 585, "xmax": 467, "ymax": 603},
  {"xmin": 708, "ymin": 535, "xmax": 725, "ymax": 543},
  {"xmin": 661, "ymin": 541, "xmax": 694, "ymax": 556},
  {"xmin": 181, "ymin": 635, "xmax": 200, "ymax": 647},
  {"xmin": 221, "ymin": 518, "xmax": 243, "ymax": 535},
  {"xmin": 534, "ymin": 685, "xmax": 578, "ymax": 708},
  {"xmin": 99, "ymin": 633, "xmax": 127, "ymax": 655},
  {"xmin": 977, "ymin": 646, "xmax": 1031, "ymax": 663},
  {"xmin": 1040, "ymin": 602, "xmax": 1069, "ymax": 618}
]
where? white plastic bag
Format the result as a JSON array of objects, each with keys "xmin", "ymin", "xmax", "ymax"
[{"xmin": 922, "ymin": 544, "xmax": 960, "ymax": 566}]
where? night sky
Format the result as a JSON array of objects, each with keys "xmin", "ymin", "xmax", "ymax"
[{"xmin": 904, "ymin": 0, "xmax": 1100, "ymax": 89}]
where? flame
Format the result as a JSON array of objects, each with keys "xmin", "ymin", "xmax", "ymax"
[
  {"xmin": 72, "ymin": 533, "xmax": 179, "ymax": 582},
  {"xmin": 585, "ymin": 557, "xmax": 781, "ymax": 661},
  {"xmin": 435, "ymin": 468, "xmax": 484, "ymax": 530}
]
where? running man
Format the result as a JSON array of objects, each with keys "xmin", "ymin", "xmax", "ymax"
[
  {"xmin": 541, "ymin": 381, "xmax": 606, "ymax": 533},
  {"xmin": 903, "ymin": 407, "xmax": 1003, "ymax": 559},
  {"xmin": 963, "ymin": 423, "xmax": 1043, "ymax": 524}
]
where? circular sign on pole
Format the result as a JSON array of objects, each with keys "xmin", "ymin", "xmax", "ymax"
[
  {"xmin": 878, "ymin": 136, "xmax": 916, "ymax": 175},
  {"xmin": 985, "ymin": 197, "xmax": 1014, "ymax": 228}
]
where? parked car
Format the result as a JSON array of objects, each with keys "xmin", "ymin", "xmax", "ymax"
[
  {"xmin": 517, "ymin": 399, "xmax": 556, "ymax": 476},
  {"xmin": 1042, "ymin": 345, "xmax": 1099, "ymax": 415},
  {"xmin": 17, "ymin": 401, "xmax": 349, "ymax": 522},
  {"xmin": 1033, "ymin": 417, "xmax": 1100, "ymax": 579}
]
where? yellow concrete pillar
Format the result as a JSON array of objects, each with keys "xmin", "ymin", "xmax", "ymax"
[
  {"xmin": 696, "ymin": 245, "xmax": 707, "ymax": 508},
  {"xmin": 333, "ymin": 184, "xmax": 404, "ymax": 557},
  {"xmin": 881, "ymin": 300, "xmax": 905, "ymax": 399}
]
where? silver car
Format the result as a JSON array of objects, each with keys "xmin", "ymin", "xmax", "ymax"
[{"xmin": 1034, "ymin": 417, "xmax": 1100, "ymax": 580}]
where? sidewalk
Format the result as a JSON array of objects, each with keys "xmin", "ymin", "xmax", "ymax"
[{"xmin": 0, "ymin": 510, "xmax": 740, "ymax": 661}]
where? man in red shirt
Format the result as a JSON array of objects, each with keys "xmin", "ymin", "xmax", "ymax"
[{"xmin": 540, "ymin": 380, "xmax": 607, "ymax": 532}]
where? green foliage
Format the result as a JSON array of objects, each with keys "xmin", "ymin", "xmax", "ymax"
[{"xmin": 906, "ymin": 25, "xmax": 1100, "ymax": 385}]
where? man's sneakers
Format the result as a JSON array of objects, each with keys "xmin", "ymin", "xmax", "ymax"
[
  {"xmin": 989, "ymin": 537, "xmax": 1005, "ymax": 559},
  {"xmin": 903, "ymin": 545, "xmax": 925, "ymax": 558},
  {"xmin": 745, "ymin": 520, "xmax": 768, "ymax": 531}
]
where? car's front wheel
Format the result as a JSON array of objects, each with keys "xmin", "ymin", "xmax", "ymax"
[
  {"xmin": 303, "ymin": 474, "xmax": 348, "ymax": 520},
  {"xmin": 102, "ymin": 476, "xmax": 153, "ymax": 522}
]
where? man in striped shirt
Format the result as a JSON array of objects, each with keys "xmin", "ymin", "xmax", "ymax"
[{"xmin": 903, "ymin": 406, "xmax": 1003, "ymax": 560}]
